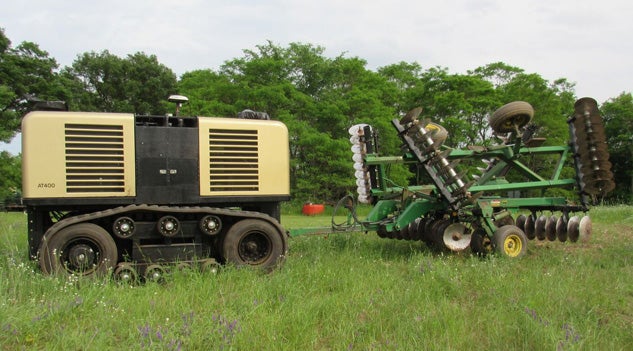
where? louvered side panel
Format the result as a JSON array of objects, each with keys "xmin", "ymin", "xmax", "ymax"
[
  {"xmin": 64, "ymin": 123, "xmax": 126, "ymax": 193},
  {"xmin": 208, "ymin": 128, "xmax": 260, "ymax": 192}
]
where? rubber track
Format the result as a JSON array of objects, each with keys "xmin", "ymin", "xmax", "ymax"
[{"xmin": 41, "ymin": 204, "xmax": 289, "ymax": 253}]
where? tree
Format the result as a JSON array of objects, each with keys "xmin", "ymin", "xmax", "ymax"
[
  {"xmin": 601, "ymin": 93, "xmax": 633, "ymax": 202},
  {"xmin": 0, "ymin": 151, "xmax": 21, "ymax": 204},
  {"xmin": 63, "ymin": 50, "xmax": 177, "ymax": 114},
  {"xmin": 0, "ymin": 28, "xmax": 63, "ymax": 142}
]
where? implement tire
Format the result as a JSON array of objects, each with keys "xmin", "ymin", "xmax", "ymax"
[
  {"xmin": 489, "ymin": 101, "xmax": 534, "ymax": 133},
  {"xmin": 493, "ymin": 225, "xmax": 528, "ymax": 258}
]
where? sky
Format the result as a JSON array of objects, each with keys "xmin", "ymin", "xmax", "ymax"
[{"xmin": 1, "ymin": 0, "xmax": 632, "ymax": 154}]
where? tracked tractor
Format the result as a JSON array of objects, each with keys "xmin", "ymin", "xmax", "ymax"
[
  {"xmin": 346, "ymin": 98, "xmax": 614, "ymax": 257},
  {"xmin": 21, "ymin": 96, "xmax": 290, "ymax": 281}
]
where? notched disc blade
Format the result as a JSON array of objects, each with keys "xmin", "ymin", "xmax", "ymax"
[{"xmin": 567, "ymin": 216, "xmax": 580, "ymax": 243}]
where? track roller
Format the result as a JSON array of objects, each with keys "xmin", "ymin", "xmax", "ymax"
[
  {"xmin": 145, "ymin": 264, "xmax": 167, "ymax": 282},
  {"xmin": 113, "ymin": 217, "xmax": 135, "ymax": 239},
  {"xmin": 200, "ymin": 215, "xmax": 222, "ymax": 236},
  {"xmin": 157, "ymin": 215, "xmax": 180, "ymax": 237},
  {"xmin": 114, "ymin": 262, "xmax": 138, "ymax": 284},
  {"xmin": 200, "ymin": 258, "xmax": 221, "ymax": 274}
]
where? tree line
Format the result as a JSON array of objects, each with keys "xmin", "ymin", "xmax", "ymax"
[{"xmin": 1, "ymin": 29, "xmax": 631, "ymax": 204}]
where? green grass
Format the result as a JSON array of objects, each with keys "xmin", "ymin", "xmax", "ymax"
[{"xmin": 1, "ymin": 207, "xmax": 632, "ymax": 350}]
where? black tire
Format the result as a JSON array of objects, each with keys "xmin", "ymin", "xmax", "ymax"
[
  {"xmin": 493, "ymin": 225, "xmax": 528, "ymax": 258},
  {"xmin": 489, "ymin": 101, "xmax": 534, "ymax": 133},
  {"xmin": 39, "ymin": 223, "xmax": 118, "ymax": 276},
  {"xmin": 222, "ymin": 219, "xmax": 287, "ymax": 271}
]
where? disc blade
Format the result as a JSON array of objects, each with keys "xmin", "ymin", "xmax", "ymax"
[
  {"xmin": 567, "ymin": 216, "xmax": 580, "ymax": 243},
  {"xmin": 545, "ymin": 215, "xmax": 557, "ymax": 241},
  {"xmin": 535, "ymin": 215, "xmax": 547, "ymax": 240},
  {"xmin": 583, "ymin": 179, "xmax": 616, "ymax": 195},
  {"xmin": 516, "ymin": 214, "xmax": 527, "ymax": 232},
  {"xmin": 574, "ymin": 97, "xmax": 599, "ymax": 115},
  {"xmin": 524, "ymin": 214, "xmax": 536, "ymax": 240},
  {"xmin": 400, "ymin": 107, "xmax": 423, "ymax": 124},
  {"xmin": 443, "ymin": 223, "xmax": 472, "ymax": 252},
  {"xmin": 556, "ymin": 216, "xmax": 568, "ymax": 242},
  {"xmin": 579, "ymin": 216, "xmax": 592, "ymax": 243}
]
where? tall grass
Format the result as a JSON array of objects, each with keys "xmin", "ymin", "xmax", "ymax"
[{"xmin": 1, "ymin": 207, "xmax": 632, "ymax": 350}]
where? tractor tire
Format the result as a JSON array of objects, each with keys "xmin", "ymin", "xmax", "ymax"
[
  {"xmin": 489, "ymin": 101, "xmax": 534, "ymax": 133},
  {"xmin": 39, "ymin": 223, "xmax": 118, "ymax": 276},
  {"xmin": 222, "ymin": 219, "xmax": 287, "ymax": 271}
]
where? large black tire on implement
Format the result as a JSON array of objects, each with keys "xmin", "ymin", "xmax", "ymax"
[{"xmin": 489, "ymin": 101, "xmax": 534, "ymax": 133}]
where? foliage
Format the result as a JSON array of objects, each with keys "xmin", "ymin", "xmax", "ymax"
[
  {"xmin": 1, "ymin": 208, "xmax": 633, "ymax": 350},
  {"xmin": 0, "ymin": 151, "xmax": 21, "ymax": 203},
  {"xmin": 0, "ymin": 28, "xmax": 64, "ymax": 142},
  {"xmin": 601, "ymin": 93, "xmax": 633, "ymax": 202},
  {"xmin": 61, "ymin": 50, "xmax": 177, "ymax": 114}
]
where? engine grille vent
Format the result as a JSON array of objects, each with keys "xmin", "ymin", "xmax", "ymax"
[
  {"xmin": 208, "ymin": 129, "xmax": 259, "ymax": 192},
  {"xmin": 64, "ymin": 124, "xmax": 126, "ymax": 193}
]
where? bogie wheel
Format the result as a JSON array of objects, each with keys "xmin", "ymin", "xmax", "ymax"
[
  {"xmin": 222, "ymin": 219, "xmax": 287, "ymax": 271},
  {"xmin": 489, "ymin": 101, "xmax": 534, "ymax": 134},
  {"xmin": 39, "ymin": 223, "xmax": 118, "ymax": 276},
  {"xmin": 114, "ymin": 262, "xmax": 138, "ymax": 284},
  {"xmin": 493, "ymin": 225, "xmax": 528, "ymax": 258}
]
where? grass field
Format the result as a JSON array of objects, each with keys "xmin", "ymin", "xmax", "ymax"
[{"xmin": 1, "ymin": 206, "xmax": 632, "ymax": 350}]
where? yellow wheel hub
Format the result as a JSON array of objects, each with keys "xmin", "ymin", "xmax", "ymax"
[{"xmin": 503, "ymin": 234, "xmax": 523, "ymax": 257}]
